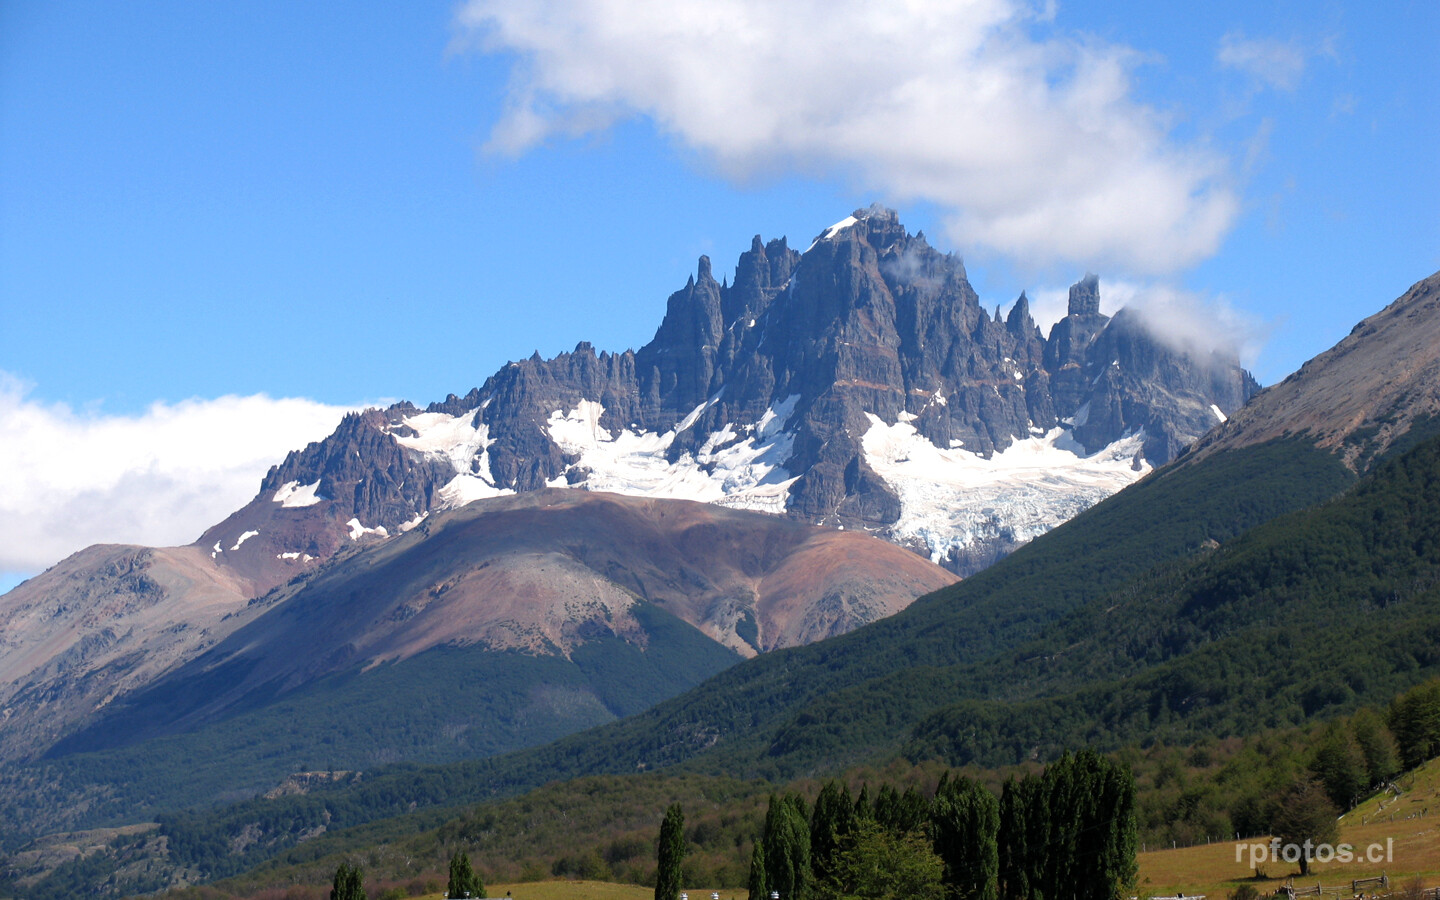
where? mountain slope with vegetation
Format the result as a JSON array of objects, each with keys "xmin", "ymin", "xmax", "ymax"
[
  {"xmin": 30, "ymin": 427, "xmax": 1354, "ymax": 872},
  {"xmin": 0, "ymin": 492, "xmax": 954, "ymax": 843},
  {"xmin": 17, "ymin": 676, "xmax": 1440, "ymax": 900},
  {"xmin": 120, "ymin": 416, "xmax": 1440, "ymax": 881}
]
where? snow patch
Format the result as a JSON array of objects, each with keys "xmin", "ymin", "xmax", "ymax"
[
  {"xmin": 276, "ymin": 552, "xmax": 314, "ymax": 562},
  {"xmin": 862, "ymin": 415, "xmax": 1149, "ymax": 564},
  {"xmin": 1210, "ymin": 404, "xmax": 1228, "ymax": 423},
  {"xmin": 230, "ymin": 530, "xmax": 259, "ymax": 551},
  {"xmin": 346, "ymin": 518, "xmax": 388, "ymax": 541},
  {"xmin": 389, "ymin": 409, "xmax": 510, "ymax": 510},
  {"xmin": 545, "ymin": 395, "xmax": 802, "ymax": 514},
  {"xmin": 273, "ymin": 480, "xmax": 324, "ymax": 507},
  {"xmin": 392, "ymin": 411, "xmax": 493, "ymax": 472},
  {"xmin": 397, "ymin": 512, "xmax": 428, "ymax": 533},
  {"xmin": 805, "ymin": 215, "xmax": 859, "ymax": 252},
  {"xmin": 676, "ymin": 390, "xmax": 724, "ymax": 433},
  {"xmin": 437, "ymin": 474, "xmax": 509, "ymax": 508}
]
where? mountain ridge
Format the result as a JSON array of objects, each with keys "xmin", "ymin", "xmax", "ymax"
[
  {"xmin": 1184, "ymin": 271, "xmax": 1440, "ymax": 471},
  {"xmin": 194, "ymin": 206, "xmax": 1257, "ymax": 596}
]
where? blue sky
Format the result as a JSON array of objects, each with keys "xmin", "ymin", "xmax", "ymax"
[{"xmin": 1, "ymin": 0, "xmax": 1436, "ymax": 584}]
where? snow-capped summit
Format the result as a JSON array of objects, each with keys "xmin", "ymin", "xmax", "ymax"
[{"xmin": 196, "ymin": 207, "xmax": 1255, "ymax": 580}]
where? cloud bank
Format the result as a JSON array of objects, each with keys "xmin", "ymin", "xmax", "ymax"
[
  {"xmin": 0, "ymin": 375, "xmax": 351, "ymax": 577},
  {"xmin": 1024, "ymin": 280, "xmax": 1266, "ymax": 368},
  {"xmin": 456, "ymin": 0, "xmax": 1240, "ymax": 274}
]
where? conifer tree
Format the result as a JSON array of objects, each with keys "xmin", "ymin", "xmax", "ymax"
[
  {"xmin": 655, "ymin": 803, "xmax": 687, "ymax": 900},
  {"xmin": 447, "ymin": 851, "xmax": 485, "ymax": 899}
]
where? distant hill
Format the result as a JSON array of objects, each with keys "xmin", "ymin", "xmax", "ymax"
[{"xmin": 0, "ymin": 490, "xmax": 952, "ymax": 840}]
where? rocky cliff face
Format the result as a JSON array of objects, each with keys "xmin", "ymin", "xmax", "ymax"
[{"xmin": 202, "ymin": 206, "xmax": 1257, "ymax": 578}]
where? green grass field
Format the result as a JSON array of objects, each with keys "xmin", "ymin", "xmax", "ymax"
[{"xmin": 1137, "ymin": 759, "xmax": 1440, "ymax": 898}]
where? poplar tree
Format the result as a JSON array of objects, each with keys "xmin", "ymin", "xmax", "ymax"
[
  {"xmin": 997, "ymin": 752, "xmax": 1136, "ymax": 900},
  {"xmin": 1072, "ymin": 752, "xmax": 1138, "ymax": 900},
  {"xmin": 748, "ymin": 839, "xmax": 768, "ymax": 900},
  {"xmin": 330, "ymin": 863, "xmax": 366, "ymax": 900},
  {"xmin": 763, "ymin": 793, "xmax": 812, "ymax": 900},
  {"xmin": 809, "ymin": 780, "xmax": 855, "ymax": 885},
  {"xmin": 998, "ymin": 775, "xmax": 1046, "ymax": 900},
  {"xmin": 931, "ymin": 772, "xmax": 999, "ymax": 900},
  {"xmin": 655, "ymin": 803, "xmax": 686, "ymax": 900},
  {"xmin": 853, "ymin": 784, "xmax": 874, "ymax": 824}
]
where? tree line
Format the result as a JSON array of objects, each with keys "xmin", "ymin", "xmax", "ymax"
[{"xmin": 654, "ymin": 750, "xmax": 1137, "ymax": 900}]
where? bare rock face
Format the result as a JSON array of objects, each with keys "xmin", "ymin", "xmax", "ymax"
[{"xmin": 1183, "ymin": 271, "xmax": 1440, "ymax": 471}]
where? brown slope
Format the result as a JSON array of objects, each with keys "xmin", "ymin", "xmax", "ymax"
[
  {"xmin": 181, "ymin": 488, "xmax": 957, "ymax": 701},
  {"xmin": 1184, "ymin": 271, "xmax": 1440, "ymax": 470},
  {"xmin": 0, "ymin": 545, "xmax": 256, "ymax": 761},
  {"xmin": 13, "ymin": 490, "xmax": 955, "ymax": 760}
]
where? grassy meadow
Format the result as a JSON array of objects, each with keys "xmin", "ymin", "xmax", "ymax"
[{"xmin": 1138, "ymin": 760, "xmax": 1440, "ymax": 898}]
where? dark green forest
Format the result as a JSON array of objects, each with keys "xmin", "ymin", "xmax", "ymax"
[{"xmin": 12, "ymin": 673, "xmax": 1440, "ymax": 900}]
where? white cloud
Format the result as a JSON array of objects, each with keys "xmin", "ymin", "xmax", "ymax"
[
  {"xmin": 0, "ymin": 374, "xmax": 351, "ymax": 576},
  {"xmin": 1125, "ymin": 285, "xmax": 1268, "ymax": 367},
  {"xmin": 1217, "ymin": 32, "xmax": 1308, "ymax": 92},
  {"xmin": 454, "ymin": 0, "xmax": 1240, "ymax": 275}
]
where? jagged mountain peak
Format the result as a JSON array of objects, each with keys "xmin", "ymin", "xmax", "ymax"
[
  {"xmin": 1068, "ymin": 272, "xmax": 1102, "ymax": 316},
  {"xmin": 189, "ymin": 209, "xmax": 1255, "ymax": 581}
]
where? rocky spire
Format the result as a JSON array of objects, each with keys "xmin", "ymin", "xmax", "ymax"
[
  {"xmin": 1068, "ymin": 273, "xmax": 1102, "ymax": 317},
  {"xmin": 1006, "ymin": 291, "xmax": 1038, "ymax": 339}
]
